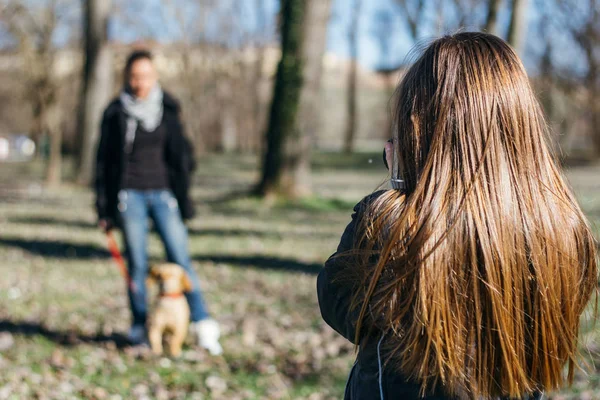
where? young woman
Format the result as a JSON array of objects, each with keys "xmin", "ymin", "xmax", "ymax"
[
  {"xmin": 95, "ymin": 50, "xmax": 222, "ymax": 355},
  {"xmin": 318, "ymin": 32, "xmax": 597, "ymax": 399}
]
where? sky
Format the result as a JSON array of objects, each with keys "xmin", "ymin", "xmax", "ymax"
[
  {"xmin": 106, "ymin": 0, "xmax": 574, "ymax": 73},
  {"xmin": 0, "ymin": 0, "xmax": 588, "ymax": 75},
  {"xmin": 108, "ymin": 0, "xmax": 451, "ymax": 70}
]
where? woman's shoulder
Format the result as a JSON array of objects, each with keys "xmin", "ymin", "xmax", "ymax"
[{"xmin": 353, "ymin": 190, "xmax": 390, "ymax": 214}]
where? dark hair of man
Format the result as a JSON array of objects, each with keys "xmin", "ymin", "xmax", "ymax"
[{"xmin": 124, "ymin": 49, "xmax": 153, "ymax": 77}]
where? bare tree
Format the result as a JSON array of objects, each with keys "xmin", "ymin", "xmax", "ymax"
[
  {"xmin": 112, "ymin": 0, "xmax": 163, "ymax": 40},
  {"xmin": 395, "ymin": 0, "xmax": 427, "ymax": 40},
  {"xmin": 396, "ymin": 0, "xmax": 503, "ymax": 39},
  {"xmin": 160, "ymin": 0, "xmax": 247, "ymax": 154},
  {"xmin": 371, "ymin": 8, "xmax": 400, "ymax": 140},
  {"xmin": 564, "ymin": 0, "xmax": 600, "ymax": 154},
  {"xmin": 257, "ymin": 0, "xmax": 332, "ymax": 198},
  {"xmin": 295, "ymin": 0, "xmax": 331, "ymax": 189},
  {"xmin": 160, "ymin": 0, "xmax": 207, "ymax": 153},
  {"xmin": 343, "ymin": 0, "xmax": 361, "ymax": 153},
  {"xmin": 1, "ymin": 0, "xmax": 77, "ymax": 186},
  {"xmin": 507, "ymin": 0, "xmax": 529, "ymax": 54},
  {"xmin": 245, "ymin": 0, "xmax": 271, "ymax": 153},
  {"xmin": 213, "ymin": 1, "xmax": 242, "ymax": 153},
  {"xmin": 76, "ymin": 0, "xmax": 113, "ymax": 185},
  {"xmin": 540, "ymin": 0, "xmax": 600, "ymax": 156},
  {"xmin": 485, "ymin": 0, "xmax": 503, "ymax": 35}
]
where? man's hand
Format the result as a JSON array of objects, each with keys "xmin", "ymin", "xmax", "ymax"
[{"xmin": 98, "ymin": 219, "xmax": 113, "ymax": 232}]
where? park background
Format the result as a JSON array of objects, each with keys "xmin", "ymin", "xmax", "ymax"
[{"xmin": 0, "ymin": 0, "xmax": 599, "ymax": 399}]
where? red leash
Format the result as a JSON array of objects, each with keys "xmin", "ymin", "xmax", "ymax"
[{"xmin": 106, "ymin": 231, "xmax": 133, "ymax": 290}]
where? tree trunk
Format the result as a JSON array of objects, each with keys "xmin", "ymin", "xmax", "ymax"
[
  {"xmin": 256, "ymin": 0, "xmax": 331, "ymax": 198},
  {"xmin": 590, "ymin": 89, "xmax": 600, "ymax": 155},
  {"xmin": 249, "ymin": 48, "xmax": 266, "ymax": 153},
  {"xmin": 218, "ymin": 78, "xmax": 237, "ymax": 152},
  {"xmin": 485, "ymin": 0, "xmax": 502, "ymax": 35},
  {"xmin": 582, "ymin": 6, "xmax": 600, "ymax": 155},
  {"xmin": 584, "ymin": 50, "xmax": 600, "ymax": 155},
  {"xmin": 539, "ymin": 42, "xmax": 563, "ymax": 151},
  {"xmin": 46, "ymin": 105, "xmax": 62, "ymax": 186},
  {"xmin": 294, "ymin": 0, "xmax": 331, "ymax": 192},
  {"xmin": 76, "ymin": 0, "xmax": 113, "ymax": 185},
  {"xmin": 180, "ymin": 52, "xmax": 206, "ymax": 154},
  {"xmin": 249, "ymin": 0, "xmax": 268, "ymax": 153},
  {"xmin": 343, "ymin": 0, "xmax": 361, "ymax": 154},
  {"xmin": 507, "ymin": 0, "xmax": 529, "ymax": 55}
]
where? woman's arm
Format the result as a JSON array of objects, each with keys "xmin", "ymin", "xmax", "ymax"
[{"xmin": 317, "ymin": 193, "xmax": 382, "ymax": 343}]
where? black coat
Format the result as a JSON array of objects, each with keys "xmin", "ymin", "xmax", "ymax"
[
  {"xmin": 95, "ymin": 92, "xmax": 196, "ymax": 223},
  {"xmin": 317, "ymin": 192, "xmax": 436, "ymax": 399},
  {"xmin": 317, "ymin": 193, "xmax": 545, "ymax": 400}
]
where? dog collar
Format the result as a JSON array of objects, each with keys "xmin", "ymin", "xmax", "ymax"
[{"xmin": 160, "ymin": 293, "xmax": 184, "ymax": 298}]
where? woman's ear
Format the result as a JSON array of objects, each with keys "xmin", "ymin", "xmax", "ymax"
[{"xmin": 181, "ymin": 273, "xmax": 193, "ymax": 292}]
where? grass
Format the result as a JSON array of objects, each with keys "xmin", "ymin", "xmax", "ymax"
[{"xmin": 0, "ymin": 153, "xmax": 599, "ymax": 400}]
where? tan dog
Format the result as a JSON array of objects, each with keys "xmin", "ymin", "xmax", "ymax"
[{"xmin": 147, "ymin": 263, "xmax": 192, "ymax": 357}]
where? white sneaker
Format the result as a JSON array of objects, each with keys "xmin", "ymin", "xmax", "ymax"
[
  {"xmin": 127, "ymin": 324, "xmax": 147, "ymax": 345},
  {"xmin": 191, "ymin": 319, "xmax": 223, "ymax": 356}
]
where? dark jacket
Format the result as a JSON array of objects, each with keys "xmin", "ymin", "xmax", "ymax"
[
  {"xmin": 317, "ymin": 192, "xmax": 437, "ymax": 399},
  {"xmin": 317, "ymin": 193, "xmax": 545, "ymax": 400},
  {"xmin": 95, "ymin": 91, "xmax": 196, "ymax": 223}
]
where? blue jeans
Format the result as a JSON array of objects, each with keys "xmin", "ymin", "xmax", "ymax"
[{"xmin": 118, "ymin": 189, "xmax": 209, "ymax": 325}]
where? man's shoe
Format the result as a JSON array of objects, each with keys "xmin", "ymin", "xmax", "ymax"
[
  {"xmin": 127, "ymin": 324, "xmax": 147, "ymax": 345},
  {"xmin": 190, "ymin": 319, "xmax": 223, "ymax": 356}
]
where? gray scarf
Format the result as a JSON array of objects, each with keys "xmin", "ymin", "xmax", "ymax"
[{"xmin": 119, "ymin": 84, "xmax": 164, "ymax": 153}]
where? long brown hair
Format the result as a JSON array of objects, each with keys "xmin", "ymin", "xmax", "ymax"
[{"xmin": 350, "ymin": 32, "xmax": 598, "ymax": 398}]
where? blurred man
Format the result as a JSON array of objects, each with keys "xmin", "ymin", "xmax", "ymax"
[{"xmin": 95, "ymin": 50, "xmax": 222, "ymax": 355}]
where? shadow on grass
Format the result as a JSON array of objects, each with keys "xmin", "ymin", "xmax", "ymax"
[
  {"xmin": 277, "ymin": 197, "xmax": 356, "ymax": 212},
  {"xmin": 201, "ymin": 188, "xmax": 256, "ymax": 205},
  {"xmin": 0, "ymin": 238, "xmax": 109, "ymax": 259},
  {"xmin": 194, "ymin": 254, "xmax": 322, "ymax": 275},
  {"xmin": 204, "ymin": 195, "xmax": 356, "ymax": 218},
  {"xmin": 0, "ymin": 319, "xmax": 129, "ymax": 348},
  {"xmin": 188, "ymin": 227, "xmax": 335, "ymax": 241},
  {"xmin": 0, "ymin": 192, "xmax": 67, "ymax": 207},
  {"xmin": 9, "ymin": 216, "xmax": 95, "ymax": 230},
  {"xmin": 201, "ymin": 206, "xmax": 350, "ymax": 229},
  {"xmin": 188, "ymin": 227, "xmax": 271, "ymax": 238}
]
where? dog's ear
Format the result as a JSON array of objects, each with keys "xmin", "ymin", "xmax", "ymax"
[
  {"xmin": 147, "ymin": 265, "xmax": 160, "ymax": 286},
  {"xmin": 181, "ymin": 272, "xmax": 193, "ymax": 292}
]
